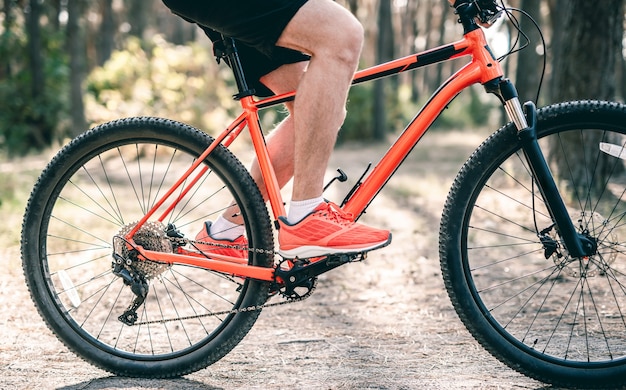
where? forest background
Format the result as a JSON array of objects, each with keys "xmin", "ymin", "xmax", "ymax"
[{"xmin": 0, "ymin": 0, "xmax": 624, "ymax": 182}]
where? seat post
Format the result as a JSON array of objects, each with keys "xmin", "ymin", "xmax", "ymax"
[{"xmin": 221, "ymin": 36, "xmax": 256, "ymax": 99}]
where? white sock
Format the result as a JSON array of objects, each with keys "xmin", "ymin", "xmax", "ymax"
[
  {"xmin": 210, "ymin": 215, "xmax": 245, "ymax": 240},
  {"xmin": 287, "ymin": 196, "xmax": 325, "ymax": 224}
]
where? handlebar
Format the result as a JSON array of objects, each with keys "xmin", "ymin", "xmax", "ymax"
[{"xmin": 452, "ymin": 0, "xmax": 501, "ymax": 33}]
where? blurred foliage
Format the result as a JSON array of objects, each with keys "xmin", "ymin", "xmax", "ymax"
[
  {"xmin": 433, "ymin": 85, "xmax": 493, "ymax": 129},
  {"xmin": 1, "ymin": 17, "xmax": 498, "ymax": 155},
  {"xmin": 85, "ymin": 35, "xmax": 288, "ymax": 136},
  {"xmin": 341, "ymin": 80, "xmax": 495, "ymax": 143},
  {"xmin": 341, "ymin": 83, "xmax": 375, "ymax": 142},
  {"xmin": 0, "ymin": 25, "xmax": 69, "ymax": 155},
  {"xmin": 85, "ymin": 35, "xmax": 239, "ymax": 133}
]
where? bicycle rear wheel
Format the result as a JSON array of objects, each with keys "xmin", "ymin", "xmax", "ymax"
[
  {"xmin": 21, "ymin": 117, "xmax": 274, "ymax": 377},
  {"xmin": 439, "ymin": 101, "xmax": 626, "ymax": 387}
]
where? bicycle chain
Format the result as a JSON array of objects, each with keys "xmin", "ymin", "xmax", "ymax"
[
  {"xmin": 185, "ymin": 236, "xmax": 277, "ymax": 256},
  {"xmin": 129, "ymin": 236, "xmax": 314, "ymax": 327},
  {"xmin": 131, "ymin": 292, "xmax": 311, "ymax": 326}
]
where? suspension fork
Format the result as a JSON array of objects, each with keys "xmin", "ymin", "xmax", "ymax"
[{"xmin": 493, "ymin": 79, "xmax": 596, "ymax": 258}]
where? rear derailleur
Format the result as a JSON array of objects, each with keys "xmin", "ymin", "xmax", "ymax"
[{"xmin": 112, "ymin": 251, "xmax": 149, "ymax": 326}]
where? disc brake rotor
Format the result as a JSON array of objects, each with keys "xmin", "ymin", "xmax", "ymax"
[{"xmin": 551, "ymin": 211, "xmax": 618, "ymax": 277}]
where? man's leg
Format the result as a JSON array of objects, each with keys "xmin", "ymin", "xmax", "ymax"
[
  {"xmin": 195, "ymin": 0, "xmax": 362, "ymax": 224},
  {"xmin": 269, "ymin": 0, "xmax": 391, "ymax": 258},
  {"xmin": 275, "ymin": 0, "xmax": 363, "ymax": 204}
]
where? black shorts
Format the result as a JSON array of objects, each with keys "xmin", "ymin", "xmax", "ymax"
[{"xmin": 162, "ymin": 0, "xmax": 311, "ymax": 96}]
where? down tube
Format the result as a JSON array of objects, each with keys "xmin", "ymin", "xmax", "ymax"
[{"xmin": 343, "ymin": 63, "xmax": 484, "ymax": 217}]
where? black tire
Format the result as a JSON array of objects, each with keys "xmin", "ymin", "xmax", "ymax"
[
  {"xmin": 21, "ymin": 117, "xmax": 274, "ymax": 377},
  {"xmin": 439, "ymin": 100, "xmax": 626, "ymax": 388}
]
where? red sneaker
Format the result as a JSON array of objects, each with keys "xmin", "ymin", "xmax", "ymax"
[
  {"xmin": 277, "ymin": 202, "xmax": 391, "ymax": 259},
  {"xmin": 194, "ymin": 222, "xmax": 247, "ymax": 258}
]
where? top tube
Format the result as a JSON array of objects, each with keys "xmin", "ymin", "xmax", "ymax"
[{"xmin": 254, "ymin": 26, "xmax": 503, "ymax": 112}]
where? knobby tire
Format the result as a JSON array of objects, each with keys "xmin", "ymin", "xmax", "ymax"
[{"xmin": 440, "ymin": 100, "xmax": 626, "ymax": 388}]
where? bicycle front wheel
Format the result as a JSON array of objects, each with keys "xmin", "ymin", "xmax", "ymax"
[
  {"xmin": 440, "ymin": 100, "xmax": 626, "ymax": 387},
  {"xmin": 21, "ymin": 117, "xmax": 274, "ymax": 377}
]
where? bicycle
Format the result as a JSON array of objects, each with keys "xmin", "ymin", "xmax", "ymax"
[{"xmin": 20, "ymin": 1, "xmax": 626, "ymax": 387}]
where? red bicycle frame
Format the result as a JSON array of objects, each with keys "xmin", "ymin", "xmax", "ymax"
[{"xmin": 126, "ymin": 27, "xmax": 505, "ymax": 281}]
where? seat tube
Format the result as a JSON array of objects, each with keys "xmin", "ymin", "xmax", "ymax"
[
  {"xmin": 241, "ymin": 97, "xmax": 286, "ymax": 219},
  {"xmin": 222, "ymin": 37, "xmax": 286, "ymax": 218}
]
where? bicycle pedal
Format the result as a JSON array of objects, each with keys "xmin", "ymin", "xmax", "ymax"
[{"xmin": 326, "ymin": 252, "xmax": 362, "ymax": 265}]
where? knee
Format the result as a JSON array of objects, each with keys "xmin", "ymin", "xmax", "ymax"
[
  {"xmin": 332, "ymin": 18, "xmax": 364, "ymax": 67},
  {"xmin": 309, "ymin": 11, "xmax": 363, "ymax": 69}
]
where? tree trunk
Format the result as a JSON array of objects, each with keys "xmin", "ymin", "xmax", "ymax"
[
  {"xmin": 345, "ymin": 0, "xmax": 358, "ymax": 15},
  {"xmin": 26, "ymin": 0, "xmax": 44, "ymax": 100},
  {"xmin": 422, "ymin": 0, "xmax": 435, "ymax": 92},
  {"xmin": 410, "ymin": 0, "xmax": 421, "ymax": 102},
  {"xmin": 434, "ymin": 2, "xmax": 450, "ymax": 89},
  {"xmin": 373, "ymin": 0, "xmax": 394, "ymax": 140},
  {"xmin": 24, "ymin": 0, "xmax": 49, "ymax": 147},
  {"xmin": 551, "ymin": 1, "xmax": 623, "ymax": 101},
  {"xmin": 98, "ymin": 0, "xmax": 115, "ymax": 66},
  {"xmin": 514, "ymin": 0, "xmax": 541, "ymax": 104},
  {"xmin": 550, "ymin": 0, "xmax": 624, "ymax": 195},
  {"xmin": 127, "ymin": 0, "xmax": 150, "ymax": 39},
  {"xmin": 2, "ymin": 0, "xmax": 14, "ymax": 79},
  {"xmin": 48, "ymin": 0, "xmax": 62, "ymax": 31},
  {"xmin": 67, "ymin": 0, "xmax": 87, "ymax": 135},
  {"xmin": 621, "ymin": 51, "xmax": 626, "ymax": 101}
]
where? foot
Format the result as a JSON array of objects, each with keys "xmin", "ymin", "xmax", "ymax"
[
  {"xmin": 194, "ymin": 222, "xmax": 247, "ymax": 258},
  {"xmin": 277, "ymin": 202, "xmax": 391, "ymax": 259}
]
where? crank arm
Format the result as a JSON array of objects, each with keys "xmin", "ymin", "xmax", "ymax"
[{"xmin": 275, "ymin": 253, "xmax": 362, "ymax": 292}]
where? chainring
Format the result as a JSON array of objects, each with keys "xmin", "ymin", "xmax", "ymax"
[{"xmin": 274, "ymin": 259, "xmax": 318, "ymax": 300}]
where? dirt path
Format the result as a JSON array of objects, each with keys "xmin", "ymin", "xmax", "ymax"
[{"xmin": 0, "ymin": 133, "xmax": 556, "ymax": 389}]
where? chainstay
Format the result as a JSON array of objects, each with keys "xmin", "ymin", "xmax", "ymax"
[{"xmin": 129, "ymin": 237, "xmax": 309, "ymax": 326}]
